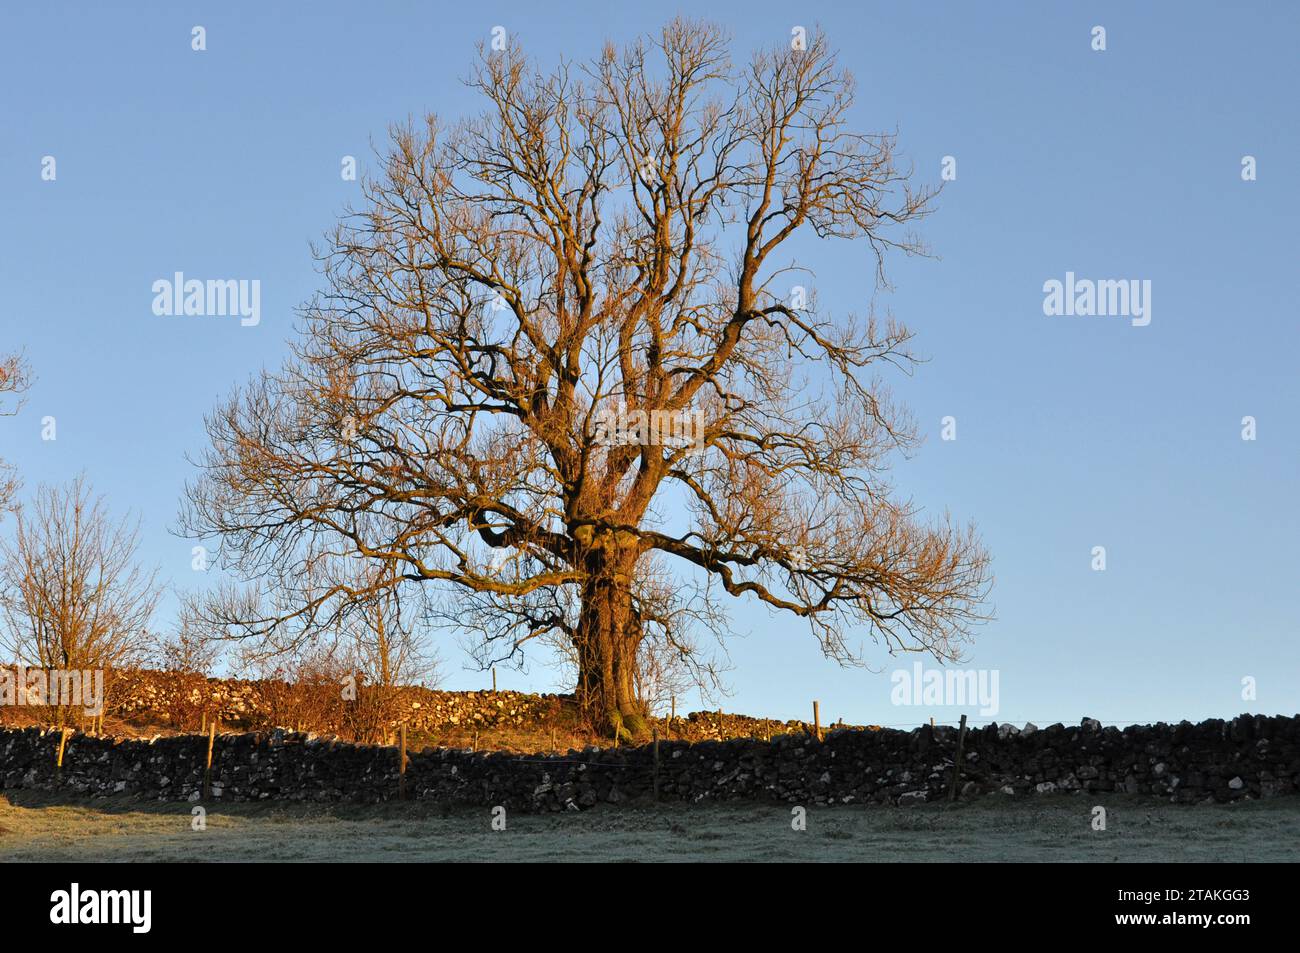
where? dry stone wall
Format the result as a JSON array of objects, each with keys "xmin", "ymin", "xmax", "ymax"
[
  {"xmin": 104, "ymin": 669, "xmax": 558, "ymax": 734},
  {"xmin": 91, "ymin": 669, "xmax": 823, "ymax": 742},
  {"xmin": 2, "ymin": 714, "xmax": 1296, "ymax": 810}
]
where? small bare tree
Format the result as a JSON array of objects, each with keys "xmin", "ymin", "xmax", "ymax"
[
  {"xmin": 0, "ymin": 476, "xmax": 162, "ymax": 724},
  {"xmin": 181, "ymin": 556, "xmax": 439, "ymax": 740},
  {"xmin": 180, "ymin": 20, "xmax": 991, "ymax": 741},
  {"xmin": 0, "ymin": 352, "xmax": 32, "ymax": 514},
  {"xmin": 338, "ymin": 561, "xmax": 438, "ymax": 689},
  {"xmin": 232, "ymin": 641, "xmax": 349, "ymax": 734},
  {"xmin": 152, "ymin": 623, "xmax": 223, "ymax": 676},
  {"xmin": 333, "ymin": 561, "xmax": 441, "ymax": 741}
]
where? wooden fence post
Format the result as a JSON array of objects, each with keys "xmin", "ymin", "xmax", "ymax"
[
  {"xmin": 491, "ymin": 667, "xmax": 497, "ymax": 692},
  {"xmin": 813, "ymin": 700, "xmax": 821, "ymax": 741},
  {"xmin": 947, "ymin": 714, "xmax": 969, "ymax": 803},
  {"xmin": 670, "ymin": 696, "xmax": 676, "ymax": 739},
  {"xmin": 204, "ymin": 718, "xmax": 217, "ymax": 799},
  {"xmin": 56, "ymin": 726, "xmax": 71, "ymax": 777}
]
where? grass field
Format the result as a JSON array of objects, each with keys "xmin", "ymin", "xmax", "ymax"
[{"xmin": 2, "ymin": 792, "xmax": 1297, "ymax": 862}]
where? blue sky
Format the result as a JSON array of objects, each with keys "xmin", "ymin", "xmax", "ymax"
[{"xmin": 2, "ymin": 2, "xmax": 1297, "ymax": 728}]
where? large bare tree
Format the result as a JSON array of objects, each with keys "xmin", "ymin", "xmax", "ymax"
[{"xmin": 180, "ymin": 21, "xmax": 991, "ymax": 740}]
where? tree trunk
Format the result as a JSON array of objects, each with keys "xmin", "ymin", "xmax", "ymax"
[{"xmin": 574, "ymin": 555, "xmax": 648, "ymax": 743}]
